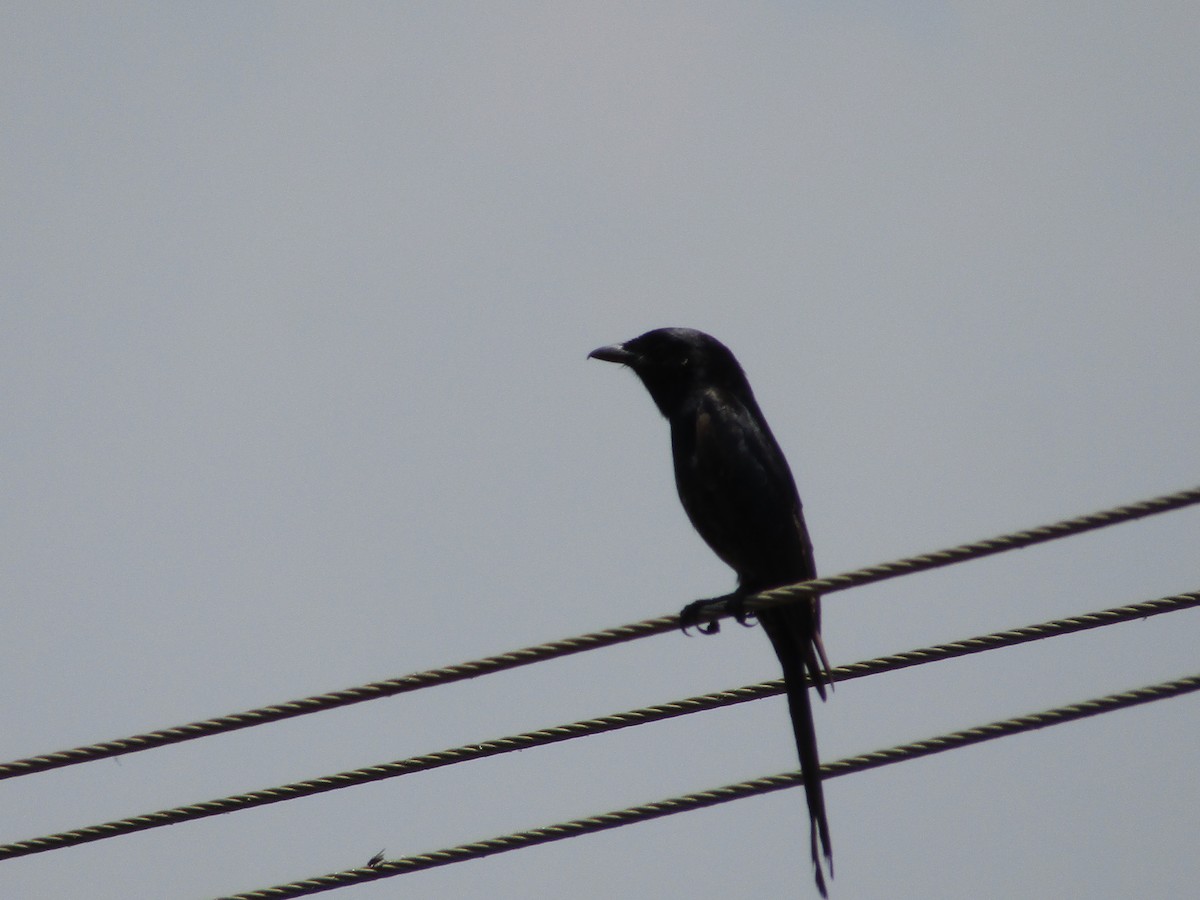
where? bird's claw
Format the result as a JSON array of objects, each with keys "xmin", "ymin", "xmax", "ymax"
[
  {"xmin": 679, "ymin": 598, "xmax": 722, "ymax": 635},
  {"xmin": 679, "ymin": 594, "xmax": 755, "ymax": 634},
  {"xmin": 726, "ymin": 594, "xmax": 756, "ymax": 627}
]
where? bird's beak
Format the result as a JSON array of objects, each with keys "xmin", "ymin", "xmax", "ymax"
[{"xmin": 588, "ymin": 343, "xmax": 637, "ymax": 365}]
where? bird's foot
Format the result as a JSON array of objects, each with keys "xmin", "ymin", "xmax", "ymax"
[
  {"xmin": 679, "ymin": 593, "xmax": 756, "ymax": 635},
  {"xmin": 679, "ymin": 597, "xmax": 722, "ymax": 635},
  {"xmin": 725, "ymin": 594, "xmax": 757, "ymax": 627}
]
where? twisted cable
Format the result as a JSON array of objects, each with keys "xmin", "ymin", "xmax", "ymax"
[{"xmin": 736, "ymin": 483, "xmax": 1200, "ymax": 620}]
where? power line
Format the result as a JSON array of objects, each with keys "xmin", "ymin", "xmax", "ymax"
[
  {"xmin": 2, "ymin": 484, "xmax": 1197, "ymax": 782},
  {"xmin": 736, "ymin": 484, "xmax": 1200, "ymax": 621},
  {"xmin": 216, "ymin": 672, "xmax": 1200, "ymax": 900},
  {"xmin": 2, "ymin": 590, "xmax": 1195, "ymax": 863}
]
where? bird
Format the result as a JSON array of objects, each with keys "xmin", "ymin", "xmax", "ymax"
[{"xmin": 589, "ymin": 327, "xmax": 833, "ymax": 896}]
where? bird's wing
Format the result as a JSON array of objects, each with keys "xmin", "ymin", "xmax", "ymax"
[{"xmin": 678, "ymin": 387, "xmax": 815, "ymax": 584}]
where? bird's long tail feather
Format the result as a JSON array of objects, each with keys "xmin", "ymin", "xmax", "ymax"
[{"xmin": 762, "ymin": 610, "xmax": 833, "ymax": 897}]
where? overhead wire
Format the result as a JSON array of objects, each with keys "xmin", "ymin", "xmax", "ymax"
[
  {"xmin": 216, "ymin": 672, "xmax": 1200, "ymax": 900},
  {"xmin": 2, "ymin": 484, "xmax": 1198, "ymax": 782},
  {"xmin": 1, "ymin": 589, "xmax": 1196, "ymax": 863}
]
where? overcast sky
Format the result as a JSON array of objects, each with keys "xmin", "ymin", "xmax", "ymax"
[{"xmin": 3, "ymin": 4, "xmax": 1199, "ymax": 899}]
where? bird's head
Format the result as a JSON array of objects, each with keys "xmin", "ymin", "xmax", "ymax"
[{"xmin": 588, "ymin": 327, "xmax": 750, "ymax": 417}]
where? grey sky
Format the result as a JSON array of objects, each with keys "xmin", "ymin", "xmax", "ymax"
[{"xmin": 3, "ymin": 4, "xmax": 1198, "ymax": 898}]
